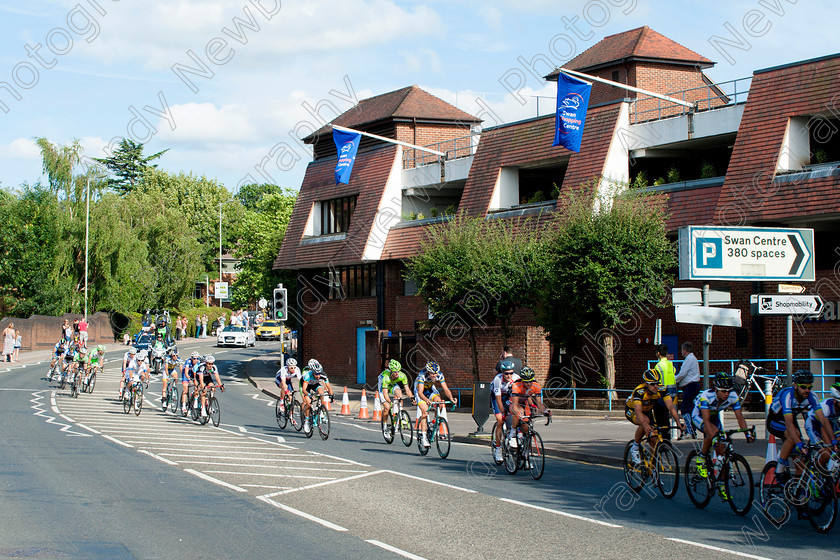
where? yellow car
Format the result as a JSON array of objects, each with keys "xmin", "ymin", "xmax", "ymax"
[{"xmin": 255, "ymin": 320, "xmax": 289, "ymax": 341}]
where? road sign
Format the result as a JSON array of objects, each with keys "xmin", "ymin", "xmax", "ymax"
[
  {"xmin": 258, "ymin": 298, "xmax": 267, "ymax": 309},
  {"xmin": 778, "ymin": 284, "xmax": 805, "ymax": 294},
  {"xmin": 675, "ymin": 305, "xmax": 742, "ymax": 327},
  {"xmin": 672, "ymin": 287, "xmax": 731, "ymax": 306},
  {"xmin": 214, "ymin": 281, "xmax": 228, "ymax": 299},
  {"xmin": 678, "ymin": 226, "xmax": 814, "ymax": 281},
  {"xmin": 750, "ymin": 294, "xmax": 824, "ymax": 316}
]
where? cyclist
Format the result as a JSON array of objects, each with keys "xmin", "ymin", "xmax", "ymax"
[
  {"xmin": 50, "ymin": 338, "xmax": 69, "ymax": 371},
  {"xmin": 625, "ymin": 369, "xmax": 684, "ymax": 464},
  {"xmin": 180, "ymin": 351, "xmax": 203, "ymax": 414},
  {"xmin": 768, "ymin": 370, "xmax": 837, "ymax": 480},
  {"xmin": 160, "ymin": 346, "xmax": 180, "ymax": 410},
  {"xmin": 197, "ymin": 355, "xmax": 225, "ymax": 417},
  {"xmin": 274, "ymin": 358, "xmax": 302, "ymax": 396},
  {"xmin": 380, "ymin": 359, "xmax": 415, "ymax": 421},
  {"xmin": 301, "ymin": 359, "xmax": 334, "ymax": 432},
  {"xmin": 71, "ymin": 346, "xmax": 88, "ymax": 386},
  {"xmin": 491, "ymin": 359, "xmax": 520, "ymax": 462},
  {"xmin": 119, "ymin": 347, "xmax": 138, "ymax": 398},
  {"xmin": 507, "ymin": 366, "xmax": 550, "ymax": 450},
  {"xmin": 805, "ymin": 381, "xmax": 840, "ymax": 445},
  {"xmin": 121, "ymin": 350, "xmax": 146, "ymax": 400},
  {"xmin": 690, "ymin": 372, "xmax": 755, "ymax": 480},
  {"xmin": 136, "ymin": 350, "xmax": 151, "ymax": 385},
  {"xmin": 61, "ymin": 338, "xmax": 79, "ymax": 380},
  {"xmin": 414, "ymin": 361, "xmax": 457, "ymax": 448}
]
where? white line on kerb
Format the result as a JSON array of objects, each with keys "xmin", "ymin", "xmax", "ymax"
[
  {"xmin": 101, "ymin": 435, "xmax": 133, "ymax": 448},
  {"xmin": 183, "ymin": 469, "xmax": 247, "ymax": 493},
  {"xmin": 498, "ymin": 498, "xmax": 622, "ymax": 528},
  {"xmin": 665, "ymin": 538, "xmax": 773, "ymax": 560},
  {"xmin": 137, "ymin": 449, "xmax": 178, "ymax": 466},
  {"xmin": 365, "ymin": 540, "xmax": 427, "ymax": 560},
  {"xmin": 260, "ymin": 470, "xmax": 383, "ymax": 499},
  {"xmin": 256, "ymin": 496, "xmax": 347, "ymax": 532},
  {"xmin": 385, "ymin": 470, "xmax": 477, "ymax": 494}
]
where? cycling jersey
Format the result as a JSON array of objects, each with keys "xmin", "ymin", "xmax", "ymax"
[
  {"xmin": 690, "ymin": 388, "xmax": 741, "ymax": 431},
  {"xmin": 767, "ymin": 386, "xmax": 821, "ymax": 439},
  {"xmin": 181, "ymin": 358, "xmax": 202, "ymax": 383},
  {"xmin": 301, "ymin": 368, "xmax": 328, "ymax": 389},
  {"xmin": 89, "ymin": 353, "xmax": 103, "ymax": 367},
  {"xmin": 198, "ymin": 363, "xmax": 218, "ymax": 384},
  {"xmin": 381, "ymin": 371, "xmax": 409, "ymax": 395},
  {"xmin": 414, "ymin": 372, "xmax": 445, "ymax": 398},
  {"xmin": 625, "ymin": 384, "xmax": 667, "ymax": 413},
  {"xmin": 275, "ymin": 366, "xmax": 301, "ymax": 392},
  {"xmin": 491, "ymin": 372, "xmax": 520, "ymax": 414},
  {"xmin": 510, "ymin": 380, "xmax": 542, "ymax": 400},
  {"xmin": 805, "ymin": 398, "xmax": 840, "ymax": 443}
]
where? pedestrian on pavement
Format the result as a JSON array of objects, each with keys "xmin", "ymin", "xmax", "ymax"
[
  {"xmin": 13, "ymin": 330, "xmax": 22, "ymax": 361},
  {"xmin": 652, "ymin": 343, "xmax": 677, "ymax": 439},
  {"xmin": 78, "ymin": 317, "xmax": 88, "ymax": 347},
  {"xmin": 2, "ymin": 322, "xmax": 15, "ymax": 362},
  {"xmin": 675, "ymin": 341, "xmax": 700, "ymax": 419},
  {"xmin": 494, "ymin": 346, "xmax": 523, "ymax": 378},
  {"xmin": 61, "ymin": 319, "xmax": 71, "ymax": 342},
  {"xmin": 201, "ymin": 314, "xmax": 208, "ymax": 338}
]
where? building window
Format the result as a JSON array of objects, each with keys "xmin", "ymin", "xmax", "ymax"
[
  {"xmin": 810, "ymin": 116, "xmax": 840, "ymax": 165},
  {"xmin": 611, "ymin": 70, "xmax": 620, "ymax": 83},
  {"xmin": 321, "ymin": 263, "xmax": 376, "ymax": 299},
  {"xmin": 320, "ymin": 195, "xmax": 357, "ymax": 235}
]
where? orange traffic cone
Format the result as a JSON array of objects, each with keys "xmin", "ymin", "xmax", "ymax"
[
  {"xmin": 766, "ymin": 433, "xmax": 778, "ymax": 464},
  {"xmin": 340, "ymin": 387, "xmax": 351, "ymax": 415},
  {"xmin": 322, "ymin": 392, "xmax": 332, "ymax": 411},
  {"xmin": 357, "ymin": 389, "xmax": 370, "ymax": 419},
  {"xmin": 372, "ymin": 391, "xmax": 382, "ymax": 422}
]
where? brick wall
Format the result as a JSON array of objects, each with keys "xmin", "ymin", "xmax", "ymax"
[
  {"xmin": 0, "ymin": 312, "xmax": 116, "ymax": 351},
  {"xmin": 396, "ymin": 122, "xmax": 473, "ymax": 168}
]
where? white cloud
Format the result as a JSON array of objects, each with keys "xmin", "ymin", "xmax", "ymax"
[
  {"xmin": 0, "ymin": 137, "xmax": 41, "ymax": 159},
  {"xmin": 156, "ymin": 102, "xmax": 256, "ymax": 143}
]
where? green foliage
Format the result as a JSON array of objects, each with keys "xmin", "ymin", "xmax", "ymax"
[
  {"xmin": 666, "ymin": 166, "xmax": 680, "ymax": 184},
  {"xmin": 700, "ymin": 161, "xmax": 716, "ymax": 179},
  {"xmin": 814, "ymin": 148, "xmax": 829, "ymax": 164},
  {"xmin": 530, "ymin": 188, "xmax": 675, "ymax": 347},
  {"xmin": 235, "ymin": 183, "xmax": 282, "ymax": 209},
  {"xmin": 92, "ymin": 139, "xmax": 168, "ymax": 195},
  {"xmin": 631, "ymin": 171, "xmax": 648, "ymax": 189},
  {"xmin": 527, "ymin": 190, "xmax": 546, "ymax": 204}
]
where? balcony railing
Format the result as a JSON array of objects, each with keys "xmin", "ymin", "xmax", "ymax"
[
  {"xmin": 402, "ymin": 134, "xmax": 478, "ymax": 170},
  {"xmin": 629, "ymin": 77, "xmax": 752, "ymax": 124}
]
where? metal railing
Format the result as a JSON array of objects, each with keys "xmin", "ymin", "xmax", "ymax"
[
  {"xmin": 629, "ymin": 76, "xmax": 752, "ymax": 124},
  {"xmin": 402, "ymin": 134, "xmax": 478, "ymax": 169}
]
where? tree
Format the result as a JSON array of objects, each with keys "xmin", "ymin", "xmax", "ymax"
[
  {"xmin": 235, "ymin": 183, "xmax": 281, "ymax": 210},
  {"xmin": 532, "ymin": 188, "xmax": 676, "ymax": 394},
  {"xmin": 92, "ymin": 139, "xmax": 168, "ymax": 195},
  {"xmin": 406, "ymin": 215, "xmax": 543, "ymax": 382}
]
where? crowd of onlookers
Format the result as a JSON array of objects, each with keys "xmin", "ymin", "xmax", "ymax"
[
  {"xmin": 120, "ymin": 309, "xmax": 268, "ymax": 346},
  {"xmin": 2, "ymin": 322, "xmax": 21, "ymax": 363}
]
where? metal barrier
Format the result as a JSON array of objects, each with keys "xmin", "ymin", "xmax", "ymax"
[{"xmin": 402, "ymin": 134, "xmax": 478, "ymax": 169}]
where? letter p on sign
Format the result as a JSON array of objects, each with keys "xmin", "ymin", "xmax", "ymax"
[{"xmin": 696, "ymin": 238, "xmax": 722, "ymax": 268}]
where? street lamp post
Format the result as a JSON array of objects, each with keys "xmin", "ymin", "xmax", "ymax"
[
  {"xmin": 84, "ymin": 177, "xmax": 90, "ymax": 322},
  {"xmin": 218, "ymin": 200, "xmax": 234, "ymax": 306}
]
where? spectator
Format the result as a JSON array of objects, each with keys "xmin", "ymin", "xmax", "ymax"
[
  {"xmin": 123, "ymin": 332, "xmax": 131, "ymax": 345},
  {"xmin": 13, "ymin": 329, "xmax": 22, "ymax": 362},
  {"xmin": 78, "ymin": 317, "xmax": 88, "ymax": 347},
  {"xmin": 73, "ymin": 319, "xmax": 80, "ymax": 338},
  {"xmin": 61, "ymin": 319, "xmax": 71, "ymax": 342},
  {"xmin": 494, "ymin": 346, "xmax": 523, "ymax": 377},
  {"xmin": 176, "ymin": 316, "xmax": 183, "ymax": 340},
  {"xmin": 195, "ymin": 316, "xmax": 200, "ymax": 338},
  {"xmin": 675, "ymin": 341, "xmax": 701, "ymax": 434},
  {"xmin": 182, "ymin": 316, "xmax": 189, "ymax": 339},
  {"xmin": 211, "ymin": 317, "xmax": 220, "ymax": 336},
  {"xmin": 201, "ymin": 314, "xmax": 208, "ymax": 338},
  {"xmin": 3, "ymin": 322, "xmax": 15, "ymax": 362},
  {"xmin": 652, "ymin": 343, "xmax": 677, "ymax": 440}
]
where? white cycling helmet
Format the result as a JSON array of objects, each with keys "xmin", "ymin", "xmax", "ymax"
[
  {"xmin": 205, "ymin": 355, "xmax": 216, "ymax": 364},
  {"xmin": 129, "ymin": 347, "xmax": 138, "ymax": 355},
  {"xmin": 307, "ymin": 359, "xmax": 322, "ymax": 373},
  {"xmin": 138, "ymin": 350, "xmax": 148, "ymax": 361},
  {"xmin": 286, "ymin": 358, "xmax": 297, "ymax": 367},
  {"xmin": 190, "ymin": 351, "xmax": 200, "ymax": 359},
  {"xmin": 831, "ymin": 382, "xmax": 840, "ymax": 400}
]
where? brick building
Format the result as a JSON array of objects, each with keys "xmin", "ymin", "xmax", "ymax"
[{"xmin": 276, "ymin": 26, "xmax": 840, "ymax": 396}]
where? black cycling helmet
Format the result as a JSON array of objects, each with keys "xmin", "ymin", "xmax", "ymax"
[
  {"xmin": 499, "ymin": 360, "xmax": 515, "ymax": 372},
  {"xmin": 793, "ymin": 369, "xmax": 814, "ymax": 385},
  {"xmin": 642, "ymin": 368, "xmax": 660, "ymax": 385},
  {"xmin": 519, "ymin": 366, "xmax": 536, "ymax": 382},
  {"xmin": 713, "ymin": 371, "xmax": 734, "ymax": 390}
]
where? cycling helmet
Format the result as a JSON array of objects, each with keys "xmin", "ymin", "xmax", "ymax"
[
  {"xmin": 831, "ymin": 382, "xmax": 840, "ymax": 400},
  {"xmin": 156, "ymin": 318, "xmax": 166, "ymax": 328},
  {"xmin": 190, "ymin": 351, "xmax": 200, "ymax": 359},
  {"xmin": 793, "ymin": 369, "xmax": 814, "ymax": 385},
  {"xmin": 388, "ymin": 359, "xmax": 401, "ymax": 372},
  {"xmin": 642, "ymin": 368, "xmax": 660, "ymax": 385},
  {"xmin": 129, "ymin": 347, "xmax": 138, "ymax": 355},
  {"xmin": 713, "ymin": 372, "xmax": 734, "ymax": 390},
  {"xmin": 499, "ymin": 360, "xmax": 515, "ymax": 372},
  {"xmin": 286, "ymin": 358, "xmax": 297, "ymax": 367},
  {"xmin": 519, "ymin": 366, "xmax": 536, "ymax": 382},
  {"xmin": 138, "ymin": 350, "xmax": 148, "ymax": 361},
  {"xmin": 205, "ymin": 355, "xmax": 216, "ymax": 364},
  {"xmin": 97, "ymin": 345, "xmax": 105, "ymax": 353},
  {"xmin": 425, "ymin": 361, "xmax": 440, "ymax": 375},
  {"xmin": 79, "ymin": 346, "xmax": 88, "ymax": 354},
  {"xmin": 308, "ymin": 359, "xmax": 323, "ymax": 374}
]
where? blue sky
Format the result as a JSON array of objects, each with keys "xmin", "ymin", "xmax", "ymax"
[{"xmin": 0, "ymin": 0, "xmax": 836, "ymax": 193}]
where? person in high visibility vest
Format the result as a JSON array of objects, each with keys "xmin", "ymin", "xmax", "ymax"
[{"xmin": 652, "ymin": 344, "xmax": 676, "ymax": 440}]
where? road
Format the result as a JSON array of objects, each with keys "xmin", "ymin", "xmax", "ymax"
[{"xmin": 0, "ymin": 341, "xmax": 833, "ymax": 559}]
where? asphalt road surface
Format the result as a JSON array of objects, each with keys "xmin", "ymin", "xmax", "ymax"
[{"xmin": 0, "ymin": 341, "xmax": 834, "ymax": 559}]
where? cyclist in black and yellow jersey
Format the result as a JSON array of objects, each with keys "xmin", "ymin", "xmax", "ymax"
[{"xmin": 625, "ymin": 368, "xmax": 684, "ymax": 464}]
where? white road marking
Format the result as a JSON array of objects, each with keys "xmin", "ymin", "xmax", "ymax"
[
  {"xmin": 306, "ymin": 450, "xmax": 370, "ymax": 468},
  {"xmin": 241, "ymin": 484, "xmax": 291, "ymax": 490},
  {"xmin": 260, "ymin": 470, "xmax": 383, "ymax": 498},
  {"xmin": 157, "ymin": 450, "xmax": 313, "ymax": 458},
  {"xmin": 385, "ymin": 470, "xmax": 477, "ymax": 494},
  {"xmin": 164, "ymin": 455, "xmax": 354, "ymax": 465},
  {"xmin": 365, "ymin": 540, "xmax": 427, "ymax": 560},
  {"xmin": 102, "ymin": 434, "xmax": 133, "ymax": 448},
  {"xmin": 183, "ymin": 468, "xmax": 247, "ymax": 492},
  {"xmin": 138, "ymin": 449, "xmax": 178, "ymax": 466},
  {"xmin": 203, "ymin": 470, "xmax": 336, "ymax": 480},
  {"xmin": 174, "ymin": 460, "xmax": 366, "ymax": 473},
  {"xmin": 75, "ymin": 423, "xmax": 100, "ymax": 435},
  {"xmin": 664, "ymin": 538, "xmax": 773, "ymax": 560},
  {"xmin": 256, "ymin": 497, "xmax": 347, "ymax": 532},
  {"xmin": 498, "ymin": 498, "xmax": 622, "ymax": 528},
  {"xmin": 334, "ymin": 420, "xmax": 379, "ymax": 433}
]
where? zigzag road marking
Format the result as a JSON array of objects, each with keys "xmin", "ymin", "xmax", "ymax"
[{"xmin": 30, "ymin": 390, "xmax": 92, "ymax": 438}]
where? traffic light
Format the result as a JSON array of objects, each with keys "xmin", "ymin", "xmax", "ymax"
[{"xmin": 273, "ymin": 287, "xmax": 287, "ymax": 321}]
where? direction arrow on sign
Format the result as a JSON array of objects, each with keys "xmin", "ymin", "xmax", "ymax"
[
  {"xmin": 678, "ymin": 226, "xmax": 814, "ymax": 282},
  {"xmin": 750, "ymin": 294, "xmax": 824, "ymax": 316},
  {"xmin": 675, "ymin": 305, "xmax": 742, "ymax": 327}
]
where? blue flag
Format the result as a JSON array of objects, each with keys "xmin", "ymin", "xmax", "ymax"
[
  {"xmin": 333, "ymin": 128, "xmax": 361, "ymax": 184},
  {"xmin": 552, "ymin": 73, "xmax": 592, "ymax": 153}
]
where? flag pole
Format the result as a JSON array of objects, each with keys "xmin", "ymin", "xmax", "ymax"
[
  {"xmin": 557, "ymin": 67, "xmax": 696, "ymax": 109},
  {"xmin": 331, "ymin": 124, "xmax": 446, "ymax": 157}
]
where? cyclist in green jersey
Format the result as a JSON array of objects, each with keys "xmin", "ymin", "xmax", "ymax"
[{"xmin": 379, "ymin": 359, "xmax": 415, "ymax": 420}]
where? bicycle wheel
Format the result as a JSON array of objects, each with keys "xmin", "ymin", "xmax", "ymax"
[
  {"xmin": 417, "ymin": 420, "xmax": 430, "ymax": 456},
  {"xmin": 654, "ymin": 441, "xmax": 679, "ymax": 498},
  {"xmin": 168, "ymin": 386, "xmax": 178, "ymax": 414},
  {"xmin": 48, "ymin": 364, "xmax": 55, "ymax": 382},
  {"xmin": 623, "ymin": 441, "xmax": 645, "ymax": 493},
  {"xmin": 276, "ymin": 398, "xmax": 288, "ymax": 429},
  {"xmin": 398, "ymin": 410, "xmax": 413, "ymax": 446},
  {"xmin": 209, "ymin": 397, "xmax": 220, "ymax": 427},
  {"xmin": 123, "ymin": 391, "xmax": 131, "ymax": 414},
  {"xmin": 289, "ymin": 398, "xmax": 303, "ymax": 431},
  {"xmin": 318, "ymin": 407, "xmax": 330, "ymax": 440},
  {"xmin": 502, "ymin": 428, "xmax": 518, "ymax": 474},
  {"xmin": 807, "ymin": 477, "xmax": 837, "ymax": 533},
  {"xmin": 527, "ymin": 431, "xmax": 545, "ymax": 480},
  {"xmin": 436, "ymin": 418, "xmax": 451, "ymax": 459},
  {"xmin": 724, "ymin": 453, "xmax": 754, "ymax": 516},
  {"xmin": 71, "ymin": 378, "xmax": 79, "ymax": 398},
  {"xmin": 190, "ymin": 395, "xmax": 200, "ymax": 421},
  {"xmin": 134, "ymin": 389, "xmax": 142, "ymax": 416},
  {"xmin": 303, "ymin": 406, "xmax": 314, "ymax": 438},
  {"xmin": 684, "ymin": 450, "xmax": 713, "ymax": 509},
  {"xmin": 381, "ymin": 413, "xmax": 395, "ymax": 444},
  {"xmin": 59, "ymin": 370, "xmax": 66, "ymax": 389},
  {"xmin": 759, "ymin": 462, "xmax": 791, "ymax": 526},
  {"xmin": 88, "ymin": 372, "xmax": 97, "ymax": 394}
]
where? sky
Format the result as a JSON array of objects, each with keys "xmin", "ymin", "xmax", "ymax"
[{"xmin": 0, "ymin": 0, "xmax": 836, "ymax": 194}]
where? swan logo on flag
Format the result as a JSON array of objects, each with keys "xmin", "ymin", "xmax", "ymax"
[
  {"xmin": 553, "ymin": 72, "xmax": 592, "ymax": 153},
  {"xmin": 333, "ymin": 128, "xmax": 361, "ymax": 184}
]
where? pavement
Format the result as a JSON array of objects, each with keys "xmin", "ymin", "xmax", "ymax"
[{"xmin": 242, "ymin": 353, "xmax": 773, "ymax": 471}]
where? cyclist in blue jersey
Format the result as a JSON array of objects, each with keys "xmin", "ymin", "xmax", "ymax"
[
  {"xmin": 180, "ymin": 351, "xmax": 203, "ymax": 414},
  {"xmin": 301, "ymin": 359, "xmax": 334, "ymax": 432}
]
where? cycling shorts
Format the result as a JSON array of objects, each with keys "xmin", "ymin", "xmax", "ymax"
[
  {"xmin": 491, "ymin": 396, "xmax": 511, "ymax": 415},
  {"xmin": 625, "ymin": 407, "xmax": 654, "ymax": 426},
  {"xmin": 690, "ymin": 412, "xmax": 723, "ymax": 434},
  {"xmin": 766, "ymin": 411, "xmax": 800, "ymax": 441}
]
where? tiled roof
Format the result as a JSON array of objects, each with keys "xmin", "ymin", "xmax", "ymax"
[
  {"xmin": 273, "ymin": 145, "xmax": 398, "ymax": 270},
  {"xmin": 304, "ymin": 85, "xmax": 481, "ymax": 143},
  {"xmin": 457, "ymin": 104, "xmax": 623, "ymax": 216},
  {"xmin": 546, "ymin": 26, "xmax": 713, "ymax": 79},
  {"xmin": 715, "ymin": 55, "xmax": 840, "ymax": 225},
  {"xmin": 665, "ymin": 185, "xmax": 722, "ymax": 230}
]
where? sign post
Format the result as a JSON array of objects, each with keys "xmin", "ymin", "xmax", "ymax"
[{"xmin": 751, "ymin": 294, "xmax": 824, "ymax": 382}]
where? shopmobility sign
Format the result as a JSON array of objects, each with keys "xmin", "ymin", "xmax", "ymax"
[{"xmin": 679, "ymin": 226, "xmax": 814, "ymax": 282}]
